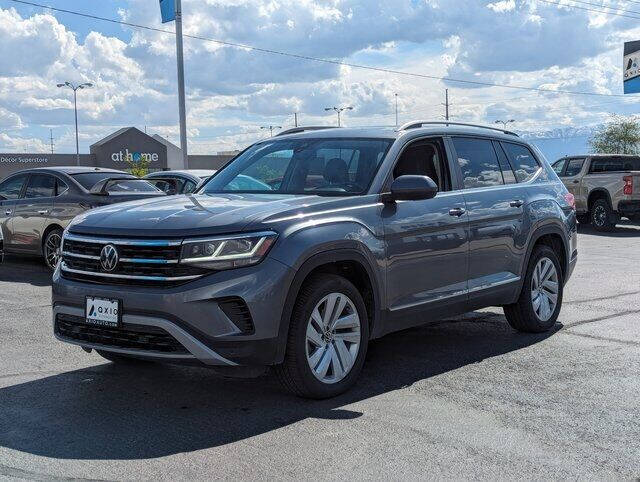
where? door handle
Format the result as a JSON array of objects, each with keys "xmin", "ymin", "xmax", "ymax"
[
  {"xmin": 572, "ymin": 180, "xmax": 579, "ymax": 184},
  {"xmin": 448, "ymin": 207, "xmax": 466, "ymax": 217},
  {"xmin": 38, "ymin": 210, "xmax": 49, "ymax": 215},
  {"xmin": 509, "ymin": 200, "xmax": 524, "ymax": 208}
]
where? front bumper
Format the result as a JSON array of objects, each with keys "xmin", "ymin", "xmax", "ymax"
[{"xmin": 52, "ymin": 257, "xmax": 295, "ymax": 366}]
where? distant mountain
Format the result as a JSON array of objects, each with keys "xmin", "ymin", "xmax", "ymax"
[{"xmin": 519, "ymin": 127, "xmax": 595, "ymax": 162}]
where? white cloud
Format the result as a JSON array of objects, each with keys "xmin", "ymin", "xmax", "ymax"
[{"xmin": 0, "ymin": 0, "xmax": 637, "ymax": 153}]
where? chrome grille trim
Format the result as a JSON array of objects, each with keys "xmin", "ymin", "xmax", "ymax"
[
  {"xmin": 60, "ymin": 263, "xmax": 201, "ymax": 282},
  {"xmin": 62, "ymin": 251, "xmax": 99, "ymax": 260},
  {"xmin": 63, "ymin": 233, "xmax": 182, "ymax": 246}
]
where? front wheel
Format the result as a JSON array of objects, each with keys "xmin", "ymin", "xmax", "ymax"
[
  {"xmin": 43, "ymin": 228, "xmax": 63, "ymax": 270},
  {"xmin": 276, "ymin": 274, "xmax": 369, "ymax": 399},
  {"xmin": 504, "ymin": 245, "xmax": 563, "ymax": 333}
]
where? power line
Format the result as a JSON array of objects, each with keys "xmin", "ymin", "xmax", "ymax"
[
  {"xmin": 567, "ymin": 0, "xmax": 640, "ymax": 16},
  {"xmin": 537, "ymin": 0, "xmax": 640, "ymax": 19},
  {"xmin": 6, "ymin": 0, "xmax": 630, "ymax": 99}
]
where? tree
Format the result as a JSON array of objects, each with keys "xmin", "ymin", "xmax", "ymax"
[
  {"xmin": 124, "ymin": 157, "xmax": 151, "ymax": 177},
  {"xmin": 589, "ymin": 115, "xmax": 640, "ymax": 155}
]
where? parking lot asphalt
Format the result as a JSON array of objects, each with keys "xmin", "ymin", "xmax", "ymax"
[{"xmin": 0, "ymin": 223, "xmax": 639, "ymax": 481}]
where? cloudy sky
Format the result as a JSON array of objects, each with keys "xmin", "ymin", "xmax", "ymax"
[{"xmin": 1, "ymin": 0, "xmax": 639, "ymax": 155}]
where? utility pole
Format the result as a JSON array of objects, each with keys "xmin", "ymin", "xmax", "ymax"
[
  {"xmin": 395, "ymin": 93, "xmax": 398, "ymax": 128},
  {"xmin": 175, "ymin": 0, "xmax": 188, "ymax": 168},
  {"xmin": 294, "ymin": 112, "xmax": 298, "ymax": 127},
  {"xmin": 443, "ymin": 89, "xmax": 450, "ymax": 122},
  {"xmin": 49, "ymin": 129, "xmax": 54, "ymax": 154},
  {"xmin": 261, "ymin": 125, "xmax": 282, "ymax": 137}
]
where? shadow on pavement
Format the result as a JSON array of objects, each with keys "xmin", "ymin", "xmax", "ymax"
[
  {"xmin": 0, "ymin": 256, "xmax": 52, "ymax": 287},
  {"xmin": 0, "ymin": 313, "xmax": 559, "ymax": 460},
  {"xmin": 577, "ymin": 221, "xmax": 640, "ymax": 237}
]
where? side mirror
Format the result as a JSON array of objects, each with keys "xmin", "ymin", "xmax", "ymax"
[{"xmin": 387, "ymin": 175, "xmax": 438, "ymax": 201}]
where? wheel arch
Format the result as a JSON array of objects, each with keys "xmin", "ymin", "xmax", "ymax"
[
  {"xmin": 41, "ymin": 223, "xmax": 64, "ymax": 256},
  {"xmin": 275, "ymin": 248, "xmax": 382, "ymax": 364},
  {"xmin": 587, "ymin": 188, "xmax": 612, "ymax": 211},
  {"xmin": 521, "ymin": 223, "xmax": 569, "ymax": 285}
]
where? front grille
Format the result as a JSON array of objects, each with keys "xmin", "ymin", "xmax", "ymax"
[
  {"xmin": 61, "ymin": 233, "xmax": 208, "ymax": 286},
  {"xmin": 55, "ymin": 313, "xmax": 188, "ymax": 354}
]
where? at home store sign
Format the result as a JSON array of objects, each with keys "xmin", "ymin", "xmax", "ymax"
[{"xmin": 111, "ymin": 149, "xmax": 159, "ymax": 163}]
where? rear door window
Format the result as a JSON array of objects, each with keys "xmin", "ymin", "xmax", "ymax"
[
  {"xmin": 452, "ymin": 137, "xmax": 504, "ymax": 189},
  {"xmin": 564, "ymin": 159, "xmax": 585, "ymax": 177},
  {"xmin": 0, "ymin": 175, "xmax": 27, "ymax": 199},
  {"xmin": 24, "ymin": 174, "xmax": 56, "ymax": 198},
  {"xmin": 501, "ymin": 142, "xmax": 541, "ymax": 183}
]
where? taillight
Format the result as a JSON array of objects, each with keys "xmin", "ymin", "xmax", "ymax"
[
  {"xmin": 623, "ymin": 176, "xmax": 633, "ymax": 196},
  {"xmin": 564, "ymin": 192, "xmax": 576, "ymax": 210}
]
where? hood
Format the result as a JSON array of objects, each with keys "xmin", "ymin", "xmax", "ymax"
[{"xmin": 68, "ymin": 192, "xmax": 340, "ymax": 237}]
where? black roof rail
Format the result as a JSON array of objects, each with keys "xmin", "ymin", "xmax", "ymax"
[
  {"xmin": 397, "ymin": 120, "xmax": 519, "ymax": 137},
  {"xmin": 276, "ymin": 126, "xmax": 340, "ymax": 136}
]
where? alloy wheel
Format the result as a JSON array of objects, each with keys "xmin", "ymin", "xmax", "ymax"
[
  {"xmin": 44, "ymin": 232, "xmax": 62, "ymax": 269},
  {"xmin": 530, "ymin": 257, "xmax": 559, "ymax": 322},
  {"xmin": 305, "ymin": 292, "xmax": 361, "ymax": 384},
  {"xmin": 593, "ymin": 205, "xmax": 606, "ymax": 227}
]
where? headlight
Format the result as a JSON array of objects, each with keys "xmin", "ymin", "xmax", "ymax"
[{"xmin": 180, "ymin": 231, "xmax": 277, "ymax": 270}]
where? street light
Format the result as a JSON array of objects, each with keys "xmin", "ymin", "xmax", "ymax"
[
  {"xmin": 324, "ymin": 106, "xmax": 353, "ymax": 127},
  {"xmin": 495, "ymin": 119, "xmax": 516, "ymax": 130},
  {"xmin": 57, "ymin": 81, "xmax": 93, "ymax": 166},
  {"xmin": 260, "ymin": 125, "xmax": 282, "ymax": 137}
]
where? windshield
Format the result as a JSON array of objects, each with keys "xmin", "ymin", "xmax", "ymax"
[
  {"xmin": 72, "ymin": 172, "xmax": 133, "ymax": 190},
  {"xmin": 200, "ymin": 138, "xmax": 393, "ymax": 196}
]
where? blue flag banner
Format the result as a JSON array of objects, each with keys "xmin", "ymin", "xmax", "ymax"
[
  {"xmin": 624, "ymin": 41, "xmax": 640, "ymax": 94},
  {"xmin": 159, "ymin": 0, "xmax": 175, "ymax": 23}
]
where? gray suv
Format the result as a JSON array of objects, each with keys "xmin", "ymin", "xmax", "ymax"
[{"xmin": 52, "ymin": 122, "xmax": 578, "ymax": 398}]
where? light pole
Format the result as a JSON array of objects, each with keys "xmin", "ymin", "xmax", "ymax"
[
  {"xmin": 261, "ymin": 125, "xmax": 282, "ymax": 137},
  {"xmin": 324, "ymin": 106, "xmax": 353, "ymax": 127},
  {"xmin": 495, "ymin": 119, "xmax": 516, "ymax": 130},
  {"xmin": 394, "ymin": 93, "xmax": 398, "ymax": 128},
  {"xmin": 57, "ymin": 81, "xmax": 93, "ymax": 166}
]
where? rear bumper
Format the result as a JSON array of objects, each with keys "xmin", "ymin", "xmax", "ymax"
[
  {"xmin": 617, "ymin": 200, "xmax": 640, "ymax": 217},
  {"xmin": 52, "ymin": 257, "xmax": 295, "ymax": 367}
]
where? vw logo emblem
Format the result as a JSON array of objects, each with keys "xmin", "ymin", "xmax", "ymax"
[{"xmin": 100, "ymin": 244, "xmax": 119, "ymax": 272}]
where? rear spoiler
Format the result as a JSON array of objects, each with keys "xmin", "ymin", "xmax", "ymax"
[{"xmin": 89, "ymin": 177, "xmax": 139, "ymax": 196}]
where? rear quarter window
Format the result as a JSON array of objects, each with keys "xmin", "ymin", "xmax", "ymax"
[{"xmin": 501, "ymin": 142, "xmax": 541, "ymax": 183}]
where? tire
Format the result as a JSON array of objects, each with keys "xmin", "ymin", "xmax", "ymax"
[
  {"xmin": 96, "ymin": 350, "xmax": 151, "ymax": 364},
  {"xmin": 43, "ymin": 228, "xmax": 63, "ymax": 270},
  {"xmin": 590, "ymin": 198, "xmax": 617, "ymax": 232},
  {"xmin": 504, "ymin": 245, "xmax": 563, "ymax": 333},
  {"xmin": 275, "ymin": 274, "xmax": 369, "ymax": 399},
  {"xmin": 576, "ymin": 213, "xmax": 590, "ymax": 225}
]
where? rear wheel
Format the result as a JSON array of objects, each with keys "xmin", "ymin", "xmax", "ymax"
[
  {"xmin": 590, "ymin": 198, "xmax": 617, "ymax": 232},
  {"xmin": 504, "ymin": 245, "xmax": 563, "ymax": 333},
  {"xmin": 276, "ymin": 274, "xmax": 369, "ymax": 399},
  {"xmin": 43, "ymin": 228, "xmax": 63, "ymax": 270}
]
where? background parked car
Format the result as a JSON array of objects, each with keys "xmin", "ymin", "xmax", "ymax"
[
  {"xmin": 144, "ymin": 169, "xmax": 216, "ymax": 194},
  {"xmin": 0, "ymin": 167, "xmax": 165, "ymax": 269},
  {"xmin": 552, "ymin": 154, "xmax": 640, "ymax": 231}
]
